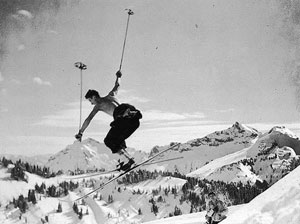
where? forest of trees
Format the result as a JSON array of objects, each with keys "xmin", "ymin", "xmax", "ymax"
[
  {"xmin": 117, "ymin": 156, "xmax": 300, "ymax": 215},
  {"xmin": 0, "ymin": 156, "xmax": 80, "ymax": 217},
  {"xmin": 1, "ymin": 157, "xmax": 59, "ymax": 180},
  {"xmin": 2, "ymin": 150, "xmax": 300, "ymax": 219},
  {"xmin": 9, "ymin": 180, "xmax": 79, "ymax": 214}
]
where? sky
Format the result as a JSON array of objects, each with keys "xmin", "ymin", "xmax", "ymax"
[{"xmin": 0, "ymin": 0, "xmax": 300, "ymax": 156}]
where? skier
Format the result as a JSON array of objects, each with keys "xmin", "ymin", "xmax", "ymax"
[
  {"xmin": 205, "ymin": 192, "xmax": 228, "ymax": 224},
  {"xmin": 75, "ymin": 70, "xmax": 142, "ymax": 171}
]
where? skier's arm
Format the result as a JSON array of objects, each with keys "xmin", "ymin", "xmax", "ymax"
[
  {"xmin": 75, "ymin": 107, "xmax": 98, "ymax": 140},
  {"xmin": 108, "ymin": 71, "xmax": 122, "ymax": 97},
  {"xmin": 80, "ymin": 107, "xmax": 98, "ymax": 133}
]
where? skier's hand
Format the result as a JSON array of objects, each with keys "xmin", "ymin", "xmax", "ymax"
[
  {"xmin": 75, "ymin": 132, "xmax": 82, "ymax": 141},
  {"xmin": 116, "ymin": 70, "xmax": 122, "ymax": 78}
]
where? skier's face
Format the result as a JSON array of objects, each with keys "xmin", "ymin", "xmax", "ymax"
[{"xmin": 88, "ymin": 96, "xmax": 96, "ymax": 105}]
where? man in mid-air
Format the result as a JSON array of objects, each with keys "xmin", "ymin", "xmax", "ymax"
[{"xmin": 75, "ymin": 70, "xmax": 142, "ymax": 171}]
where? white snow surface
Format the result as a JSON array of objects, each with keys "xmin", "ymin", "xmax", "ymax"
[
  {"xmin": 143, "ymin": 166, "xmax": 300, "ymax": 224},
  {"xmin": 1, "ymin": 123, "xmax": 300, "ymax": 224},
  {"xmin": 221, "ymin": 166, "xmax": 300, "ymax": 224}
]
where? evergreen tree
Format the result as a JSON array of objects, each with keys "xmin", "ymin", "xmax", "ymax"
[
  {"xmin": 57, "ymin": 203, "xmax": 62, "ymax": 213},
  {"xmin": 138, "ymin": 208, "xmax": 142, "ymax": 215},
  {"xmin": 31, "ymin": 191, "xmax": 37, "ymax": 204},
  {"xmin": 108, "ymin": 195, "xmax": 114, "ymax": 203},
  {"xmin": 73, "ymin": 203, "xmax": 79, "ymax": 214}
]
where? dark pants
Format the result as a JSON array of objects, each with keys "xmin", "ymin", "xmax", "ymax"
[{"xmin": 104, "ymin": 104, "xmax": 142, "ymax": 153}]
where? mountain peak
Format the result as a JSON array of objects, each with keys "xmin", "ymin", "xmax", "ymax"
[
  {"xmin": 233, "ymin": 121, "xmax": 243, "ymax": 129},
  {"xmin": 232, "ymin": 121, "xmax": 259, "ymax": 134},
  {"xmin": 268, "ymin": 126, "xmax": 299, "ymax": 139},
  {"xmin": 46, "ymin": 138, "xmax": 148, "ymax": 173},
  {"xmin": 46, "ymin": 138, "xmax": 118, "ymax": 173}
]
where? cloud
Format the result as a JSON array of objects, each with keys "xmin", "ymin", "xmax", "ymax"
[
  {"xmin": 34, "ymin": 100, "xmax": 207, "ymax": 131},
  {"xmin": 11, "ymin": 79, "xmax": 22, "ymax": 85},
  {"xmin": 1, "ymin": 89, "xmax": 7, "ymax": 95},
  {"xmin": 0, "ymin": 108, "xmax": 8, "ymax": 113},
  {"xmin": 47, "ymin": 30, "xmax": 59, "ymax": 35},
  {"xmin": 142, "ymin": 110, "xmax": 205, "ymax": 122},
  {"xmin": 118, "ymin": 89, "xmax": 151, "ymax": 104},
  {"xmin": 33, "ymin": 77, "xmax": 52, "ymax": 86},
  {"xmin": 215, "ymin": 108, "xmax": 235, "ymax": 113},
  {"xmin": 34, "ymin": 101, "xmax": 111, "ymax": 128},
  {"xmin": 2, "ymin": 135, "xmax": 72, "ymax": 155},
  {"xmin": 15, "ymin": 10, "xmax": 33, "ymax": 19},
  {"xmin": 17, "ymin": 44, "xmax": 25, "ymax": 51},
  {"xmin": 139, "ymin": 110, "xmax": 222, "ymax": 131}
]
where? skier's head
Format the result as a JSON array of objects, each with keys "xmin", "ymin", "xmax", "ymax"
[
  {"xmin": 85, "ymin": 89, "xmax": 100, "ymax": 105},
  {"xmin": 85, "ymin": 89, "xmax": 100, "ymax": 99}
]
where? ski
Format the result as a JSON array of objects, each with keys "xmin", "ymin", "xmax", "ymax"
[
  {"xmin": 142, "ymin": 156, "xmax": 184, "ymax": 166},
  {"xmin": 64, "ymin": 168, "xmax": 119, "ymax": 180},
  {"xmin": 65, "ymin": 156, "xmax": 183, "ymax": 180},
  {"xmin": 74, "ymin": 143, "xmax": 180, "ymax": 201}
]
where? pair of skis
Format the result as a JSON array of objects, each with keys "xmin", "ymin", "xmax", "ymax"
[
  {"xmin": 75, "ymin": 143, "xmax": 180, "ymax": 201},
  {"xmin": 67, "ymin": 156, "xmax": 182, "ymax": 180}
]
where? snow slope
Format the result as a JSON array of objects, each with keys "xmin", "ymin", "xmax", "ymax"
[
  {"xmin": 221, "ymin": 165, "xmax": 300, "ymax": 224},
  {"xmin": 0, "ymin": 168, "xmax": 62, "ymax": 205},
  {"xmin": 143, "ymin": 205, "xmax": 243, "ymax": 224},
  {"xmin": 186, "ymin": 145, "xmax": 251, "ymax": 179},
  {"xmin": 143, "ymin": 166, "xmax": 300, "ymax": 224}
]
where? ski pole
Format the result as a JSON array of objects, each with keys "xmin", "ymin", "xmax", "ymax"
[
  {"xmin": 119, "ymin": 9, "xmax": 134, "ymax": 71},
  {"xmin": 74, "ymin": 62, "xmax": 87, "ymax": 131}
]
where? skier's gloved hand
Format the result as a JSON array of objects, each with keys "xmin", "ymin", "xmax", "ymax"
[
  {"xmin": 116, "ymin": 70, "xmax": 122, "ymax": 78},
  {"xmin": 75, "ymin": 132, "xmax": 82, "ymax": 142}
]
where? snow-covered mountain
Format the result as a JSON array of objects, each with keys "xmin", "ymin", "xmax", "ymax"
[
  {"xmin": 4, "ymin": 122, "xmax": 298, "ymax": 185},
  {"xmin": 1, "ymin": 122, "xmax": 300, "ymax": 224},
  {"xmin": 187, "ymin": 126, "xmax": 300, "ymax": 184},
  {"xmin": 146, "ymin": 122, "xmax": 259, "ymax": 174},
  {"xmin": 42, "ymin": 122, "xmax": 259, "ymax": 175},
  {"xmin": 46, "ymin": 138, "xmax": 148, "ymax": 173}
]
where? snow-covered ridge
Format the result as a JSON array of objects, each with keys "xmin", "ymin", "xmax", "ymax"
[
  {"xmin": 46, "ymin": 138, "xmax": 148, "ymax": 173},
  {"xmin": 186, "ymin": 122, "xmax": 259, "ymax": 148},
  {"xmin": 187, "ymin": 125, "xmax": 299, "ymax": 185}
]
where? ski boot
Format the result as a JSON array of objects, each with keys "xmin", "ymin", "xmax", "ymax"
[{"xmin": 116, "ymin": 158, "xmax": 135, "ymax": 172}]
